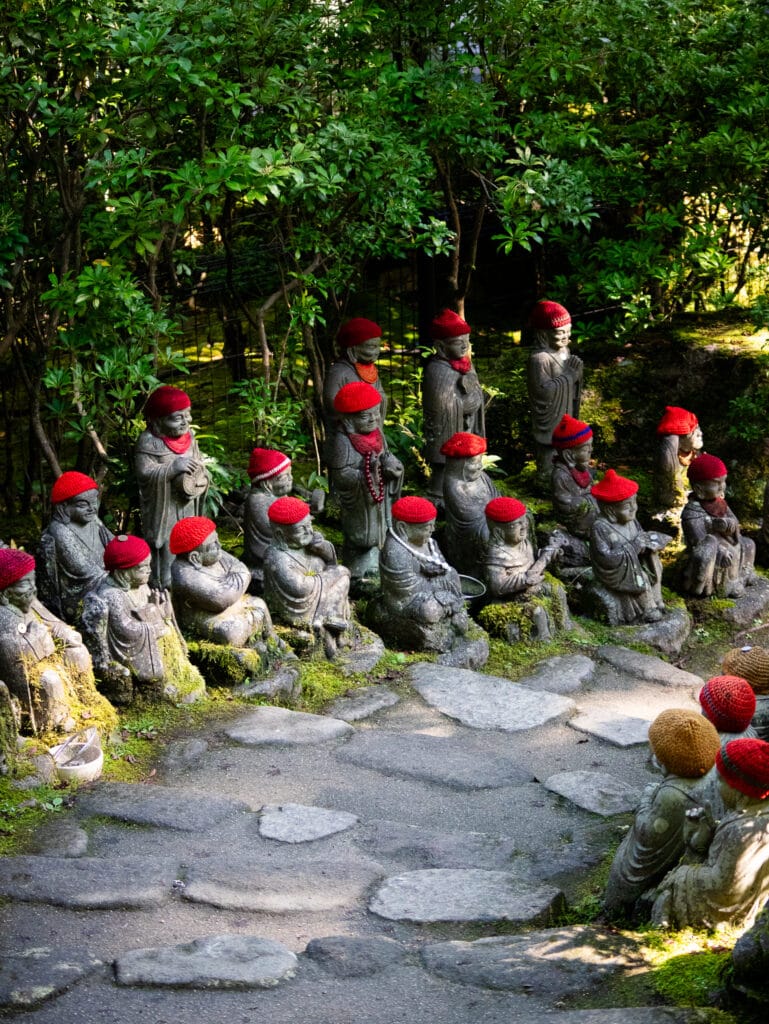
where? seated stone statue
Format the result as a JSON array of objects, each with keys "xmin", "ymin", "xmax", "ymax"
[
  {"xmin": 699, "ymin": 675, "xmax": 758, "ymax": 744},
  {"xmin": 327, "ymin": 381, "xmax": 403, "ymax": 586},
  {"xmin": 422, "ymin": 309, "xmax": 485, "ymax": 503},
  {"xmin": 263, "ymin": 496, "xmax": 352, "ymax": 659},
  {"xmin": 587, "ymin": 469, "xmax": 669, "ymax": 625},
  {"xmin": 81, "ymin": 534, "xmax": 205, "ymax": 705},
  {"xmin": 680, "ymin": 452, "xmax": 756, "ymax": 598},
  {"xmin": 36, "ymin": 471, "xmax": 114, "ymax": 624},
  {"xmin": 440, "ymin": 432, "xmax": 498, "ymax": 577},
  {"xmin": 323, "ymin": 318, "xmax": 387, "ymax": 440},
  {"xmin": 652, "ymin": 406, "xmax": 703, "ymax": 521},
  {"xmin": 135, "ymin": 385, "xmax": 210, "ymax": 588},
  {"xmin": 242, "ymin": 448, "xmax": 293, "ymax": 593},
  {"xmin": 603, "ymin": 709, "xmax": 721, "ymax": 920},
  {"xmin": 651, "ymin": 737, "xmax": 769, "ymax": 931},
  {"xmin": 0, "ymin": 548, "xmax": 116, "ymax": 736},
  {"xmin": 549, "ymin": 414, "xmax": 598, "ymax": 567},
  {"xmin": 721, "ymin": 645, "xmax": 769, "ymax": 742}
]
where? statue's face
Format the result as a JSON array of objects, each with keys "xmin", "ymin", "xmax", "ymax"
[
  {"xmin": 546, "ymin": 325, "xmax": 571, "ymax": 351},
  {"xmin": 350, "ymin": 338, "xmax": 381, "ymax": 364},
  {"xmin": 463, "ymin": 455, "xmax": 484, "ymax": 481},
  {"xmin": 605, "ymin": 496, "xmax": 637, "ymax": 524},
  {"xmin": 694, "ymin": 475, "xmax": 726, "ymax": 501},
  {"xmin": 158, "ymin": 407, "xmax": 192, "ymax": 437},
  {"xmin": 681, "ymin": 426, "xmax": 703, "ymax": 453},
  {"xmin": 269, "ymin": 468, "xmax": 293, "ymax": 497},
  {"xmin": 2, "ymin": 572, "xmax": 36, "ymax": 612},
  {"xmin": 125, "ymin": 556, "xmax": 152, "ymax": 588},
  {"xmin": 348, "ymin": 406, "xmax": 380, "ymax": 434},
  {"xmin": 439, "ymin": 334, "xmax": 470, "ymax": 360},
  {"xmin": 65, "ymin": 489, "xmax": 99, "ymax": 524},
  {"xmin": 718, "ymin": 774, "xmax": 742, "ymax": 811},
  {"xmin": 571, "ymin": 440, "xmax": 593, "ymax": 470},
  {"xmin": 197, "ymin": 532, "xmax": 221, "ymax": 567},
  {"xmin": 283, "ymin": 515, "xmax": 314, "ymax": 549},
  {"xmin": 499, "ymin": 518, "xmax": 528, "ymax": 545},
  {"xmin": 401, "ymin": 519, "xmax": 435, "ymax": 547}
]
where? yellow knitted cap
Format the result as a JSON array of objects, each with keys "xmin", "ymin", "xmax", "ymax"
[
  {"xmin": 648, "ymin": 709, "xmax": 721, "ymax": 778},
  {"xmin": 722, "ymin": 646, "xmax": 769, "ymax": 695}
]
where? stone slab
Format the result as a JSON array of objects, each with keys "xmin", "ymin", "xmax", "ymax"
[
  {"xmin": 355, "ymin": 819, "xmax": 521, "ymax": 870},
  {"xmin": 0, "ymin": 856, "xmax": 176, "ymax": 908},
  {"xmin": 114, "ymin": 935, "xmax": 297, "ymax": 988},
  {"xmin": 597, "ymin": 645, "xmax": 703, "ymax": 688},
  {"xmin": 543, "ymin": 771, "xmax": 641, "ymax": 816},
  {"xmin": 409, "ymin": 663, "xmax": 576, "ymax": 731},
  {"xmin": 368, "ymin": 869, "xmax": 564, "ymax": 923},
  {"xmin": 224, "ymin": 706, "xmax": 354, "ymax": 745},
  {"xmin": 232, "ymin": 666, "xmax": 301, "ymax": 701},
  {"xmin": 160, "ymin": 737, "xmax": 209, "ymax": 773},
  {"xmin": 568, "ymin": 711, "xmax": 650, "ymax": 747},
  {"xmin": 75, "ymin": 782, "xmax": 251, "ymax": 830},
  {"xmin": 259, "ymin": 803, "xmax": 359, "ymax": 842},
  {"xmin": 517, "ymin": 654, "xmax": 597, "ymax": 695},
  {"xmin": 327, "ymin": 685, "xmax": 400, "ymax": 722},
  {"xmin": 304, "ymin": 936, "xmax": 407, "ymax": 977},
  {"xmin": 26, "ymin": 818, "xmax": 89, "ymax": 857},
  {"xmin": 0, "ymin": 947, "xmax": 102, "ymax": 1009},
  {"xmin": 336, "ymin": 631, "xmax": 386, "ymax": 676},
  {"xmin": 435, "ymin": 636, "xmax": 490, "ymax": 670},
  {"xmin": 722, "ymin": 577, "xmax": 769, "ymax": 627},
  {"xmin": 630, "ymin": 606, "xmax": 691, "ymax": 658},
  {"xmin": 337, "ymin": 730, "xmax": 533, "ymax": 789}
]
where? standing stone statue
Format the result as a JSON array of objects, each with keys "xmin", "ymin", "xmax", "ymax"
[
  {"xmin": 81, "ymin": 534, "xmax": 205, "ymax": 705},
  {"xmin": 603, "ymin": 708, "xmax": 721, "ymax": 920},
  {"xmin": 422, "ymin": 309, "xmax": 485, "ymax": 503},
  {"xmin": 440, "ymin": 432, "xmax": 498, "ymax": 577},
  {"xmin": 327, "ymin": 381, "xmax": 403, "ymax": 586},
  {"xmin": 651, "ymin": 737, "xmax": 769, "ymax": 931},
  {"xmin": 653, "ymin": 406, "xmax": 703, "ymax": 520},
  {"xmin": 36, "ymin": 471, "xmax": 114, "ymax": 624},
  {"xmin": 680, "ymin": 452, "xmax": 756, "ymax": 598},
  {"xmin": 526, "ymin": 300, "xmax": 583, "ymax": 489},
  {"xmin": 549, "ymin": 414, "xmax": 598, "ymax": 568},
  {"xmin": 323, "ymin": 317, "xmax": 387, "ymax": 437},
  {"xmin": 699, "ymin": 675, "xmax": 758, "ymax": 744},
  {"xmin": 135, "ymin": 385, "xmax": 210, "ymax": 588},
  {"xmin": 0, "ymin": 548, "xmax": 116, "ymax": 736},
  {"xmin": 588, "ymin": 469, "xmax": 669, "ymax": 625}
]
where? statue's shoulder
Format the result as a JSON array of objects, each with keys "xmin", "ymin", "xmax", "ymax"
[{"xmin": 135, "ymin": 430, "xmax": 165, "ymax": 455}]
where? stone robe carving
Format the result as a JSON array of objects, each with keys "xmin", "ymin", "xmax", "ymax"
[{"xmin": 681, "ymin": 496, "xmax": 755, "ymax": 598}]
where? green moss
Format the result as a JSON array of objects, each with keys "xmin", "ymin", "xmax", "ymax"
[
  {"xmin": 0, "ymin": 778, "xmax": 70, "ymax": 856},
  {"xmin": 652, "ymin": 950, "xmax": 733, "ymax": 1007},
  {"xmin": 20, "ymin": 652, "xmax": 119, "ymax": 746},
  {"xmin": 156, "ymin": 631, "xmax": 206, "ymax": 703},
  {"xmin": 187, "ymin": 639, "xmax": 267, "ymax": 688}
]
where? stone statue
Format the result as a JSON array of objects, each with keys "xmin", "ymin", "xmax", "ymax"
[
  {"xmin": 0, "ymin": 548, "xmax": 116, "ymax": 736},
  {"xmin": 721, "ymin": 646, "xmax": 769, "ymax": 742},
  {"xmin": 135, "ymin": 385, "xmax": 210, "ymax": 588},
  {"xmin": 588, "ymin": 469, "xmax": 669, "ymax": 625},
  {"xmin": 526, "ymin": 300, "xmax": 582, "ymax": 489},
  {"xmin": 652, "ymin": 406, "xmax": 703, "ymax": 520},
  {"xmin": 603, "ymin": 709, "xmax": 721, "ymax": 920},
  {"xmin": 549, "ymin": 414, "xmax": 599, "ymax": 567},
  {"xmin": 699, "ymin": 675, "xmax": 758, "ymax": 744},
  {"xmin": 730, "ymin": 895, "xmax": 769, "ymax": 1003},
  {"xmin": 372, "ymin": 496, "xmax": 470, "ymax": 653},
  {"xmin": 440, "ymin": 432, "xmax": 498, "ymax": 577},
  {"xmin": 422, "ymin": 309, "xmax": 485, "ymax": 503},
  {"xmin": 651, "ymin": 737, "xmax": 769, "ymax": 931},
  {"xmin": 680, "ymin": 452, "xmax": 756, "ymax": 598},
  {"xmin": 323, "ymin": 318, "xmax": 387, "ymax": 437},
  {"xmin": 327, "ymin": 381, "xmax": 403, "ymax": 586},
  {"xmin": 36, "ymin": 471, "xmax": 114, "ymax": 624},
  {"xmin": 263, "ymin": 496, "xmax": 352, "ymax": 659},
  {"xmin": 81, "ymin": 534, "xmax": 205, "ymax": 705},
  {"xmin": 242, "ymin": 448, "xmax": 294, "ymax": 593}
]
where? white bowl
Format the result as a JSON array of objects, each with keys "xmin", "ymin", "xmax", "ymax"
[{"xmin": 50, "ymin": 729, "xmax": 104, "ymax": 783}]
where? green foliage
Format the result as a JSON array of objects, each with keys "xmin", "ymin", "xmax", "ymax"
[{"xmin": 228, "ymin": 377, "xmax": 310, "ymax": 457}]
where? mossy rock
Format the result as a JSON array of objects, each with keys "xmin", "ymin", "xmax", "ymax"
[
  {"xmin": 477, "ymin": 576, "xmax": 570, "ymax": 643},
  {"xmin": 187, "ymin": 638, "xmax": 293, "ymax": 688},
  {"xmin": 156, "ymin": 631, "xmax": 206, "ymax": 704}
]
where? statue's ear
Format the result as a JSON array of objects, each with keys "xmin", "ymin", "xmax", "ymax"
[{"xmin": 188, "ymin": 550, "xmax": 202, "ymax": 567}]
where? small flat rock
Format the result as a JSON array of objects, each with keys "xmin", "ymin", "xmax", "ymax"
[
  {"xmin": 232, "ymin": 666, "xmax": 301, "ymax": 701},
  {"xmin": 337, "ymin": 730, "xmax": 533, "ymax": 789},
  {"xmin": 597, "ymin": 645, "xmax": 703, "ymax": 688},
  {"xmin": 369, "ymin": 869, "xmax": 563, "ymax": 924},
  {"xmin": 543, "ymin": 771, "xmax": 641, "ymax": 816},
  {"xmin": 0, "ymin": 856, "xmax": 175, "ymax": 909},
  {"xmin": 160, "ymin": 738, "xmax": 209, "ymax": 773},
  {"xmin": 435, "ymin": 636, "xmax": 489, "ymax": 670},
  {"xmin": 422, "ymin": 925, "xmax": 645, "ymax": 996},
  {"xmin": 336, "ymin": 631, "xmax": 386, "ymax": 676},
  {"xmin": 569, "ymin": 711, "xmax": 650, "ymax": 747},
  {"xmin": 75, "ymin": 782, "xmax": 251, "ymax": 831},
  {"xmin": 327, "ymin": 685, "xmax": 400, "ymax": 722},
  {"xmin": 224, "ymin": 706, "xmax": 353, "ymax": 745},
  {"xmin": 304, "ymin": 936, "xmax": 407, "ymax": 977},
  {"xmin": 259, "ymin": 803, "xmax": 359, "ymax": 843},
  {"xmin": 114, "ymin": 935, "xmax": 297, "ymax": 989},
  {"xmin": 631, "ymin": 606, "xmax": 691, "ymax": 658},
  {"xmin": 26, "ymin": 818, "xmax": 89, "ymax": 857},
  {"xmin": 517, "ymin": 654, "xmax": 597, "ymax": 695},
  {"xmin": 0, "ymin": 947, "xmax": 102, "ymax": 1009},
  {"xmin": 356, "ymin": 819, "xmax": 521, "ymax": 870},
  {"xmin": 409, "ymin": 663, "xmax": 575, "ymax": 731},
  {"xmin": 722, "ymin": 577, "xmax": 769, "ymax": 627}
]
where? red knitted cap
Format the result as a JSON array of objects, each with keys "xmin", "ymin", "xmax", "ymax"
[
  {"xmin": 169, "ymin": 516, "xmax": 217, "ymax": 555},
  {"xmin": 591, "ymin": 469, "xmax": 638, "ymax": 502},
  {"xmin": 528, "ymin": 300, "xmax": 571, "ymax": 330},
  {"xmin": 338, "ymin": 318, "xmax": 382, "ymax": 349},
  {"xmin": 248, "ymin": 447, "xmax": 291, "ymax": 482},
  {"xmin": 333, "ymin": 381, "xmax": 381, "ymax": 414},
  {"xmin": 688, "ymin": 452, "xmax": 727, "ymax": 483},
  {"xmin": 485, "ymin": 496, "xmax": 527, "ymax": 522},
  {"xmin": 552, "ymin": 414, "xmax": 593, "ymax": 450},
  {"xmin": 144, "ymin": 385, "xmax": 191, "ymax": 422},
  {"xmin": 392, "ymin": 496, "xmax": 437, "ymax": 523},
  {"xmin": 656, "ymin": 406, "xmax": 699, "ymax": 436},
  {"xmin": 431, "ymin": 309, "xmax": 471, "ymax": 340},
  {"xmin": 0, "ymin": 549, "xmax": 35, "ymax": 589},
  {"xmin": 50, "ymin": 471, "xmax": 98, "ymax": 504},
  {"xmin": 268, "ymin": 496, "xmax": 311, "ymax": 525},
  {"xmin": 440, "ymin": 432, "xmax": 487, "ymax": 458},
  {"xmin": 699, "ymin": 675, "xmax": 757, "ymax": 733},
  {"xmin": 104, "ymin": 535, "xmax": 150, "ymax": 571},
  {"xmin": 717, "ymin": 738, "xmax": 769, "ymax": 799}
]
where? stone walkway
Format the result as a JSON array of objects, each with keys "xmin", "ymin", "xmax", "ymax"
[{"xmin": 0, "ymin": 645, "xmax": 733, "ymax": 1022}]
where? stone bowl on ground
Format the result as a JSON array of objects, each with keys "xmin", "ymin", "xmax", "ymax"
[{"xmin": 49, "ymin": 727, "xmax": 103, "ymax": 783}]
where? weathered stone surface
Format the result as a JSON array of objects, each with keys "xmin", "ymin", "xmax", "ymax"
[
  {"xmin": 26, "ymin": 818, "xmax": 89, "ymax": 857},
  {"xmin": 336, "ymin": 631, "xmax": 386, "ymax": 676},
  {"xmin": 421, "ymin": 925, "xmax": 646, "ymax": 996},
  {"xmin": 597, "ymin": 645, "xmax": 703, "ymax": 688},
  {"xmin": 304, "ymin": 936, "xmax": 407, "ymax": 977},
  {"xmin": 356, "ymin": 819, "xmax": 521, "ymax": 870},
  {"xmin": 0, "ymin": 856, "xmax": 175, "ymax": 908},
  {"xmin": 160, "ymin": 737, "xmax": 209, "ymax": 773},
  {"xmin": 114, "ymin": 935, "xmax": 297, "ymax": 989},
  {"xmin": 259, "ymin": 803, "xmax": 359, "ymax": 842},
  {"xmin": 369, "ymin": 869, "xmax": 564, "ymax": 923},
  {"xmin": 631, "ymin": 606, "xmax": 692, "ymax": 658},
  {"xmin": 0, "ymin": 947, "xmax": 102, "ymax": 1009},
  {"xmin": 517, "ymin": 654, "xmax": 596, "ymax": 695},
  {"xmin": 730, "ymin": 895, "xmax": 769, "ymax": 1002},
  {"xmin": 75, "ymin": 781, "xmax": 251, "ymax": 830},
  {"xmin": 722, "ymin": 577, "xmax": 769, "ymax": 627},
  {"xmin": 337, "ymin": 730, "xmax": 533, "ymax": 789},
  {"xmin": 540, "ymin": 1012, "xmax": 730, "ymax": 1023},
  {"xmin": 569, "ymin": 711, "xmax": 650, "ymax": 747},
  {"xmin": 327, "ymin": 685, "xmax": 400, "ymax": 722},
  {"xmin": 435, "ymin": 636, "xmax": 490, "ymax": 670},
  {"xmin": 409, "ymin": 663, "xmax": 576, "ymax": 731},
  {"xmin": 543, "ymin": 771, "xmax": 641, "ymax": 816},
  {"xmin": 232, "ymin": 665, "xmax": 301, "ymax": 701},
  {"xmin": 224, "ymin": 706, "xmax": 354, "ymax": 745}
]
